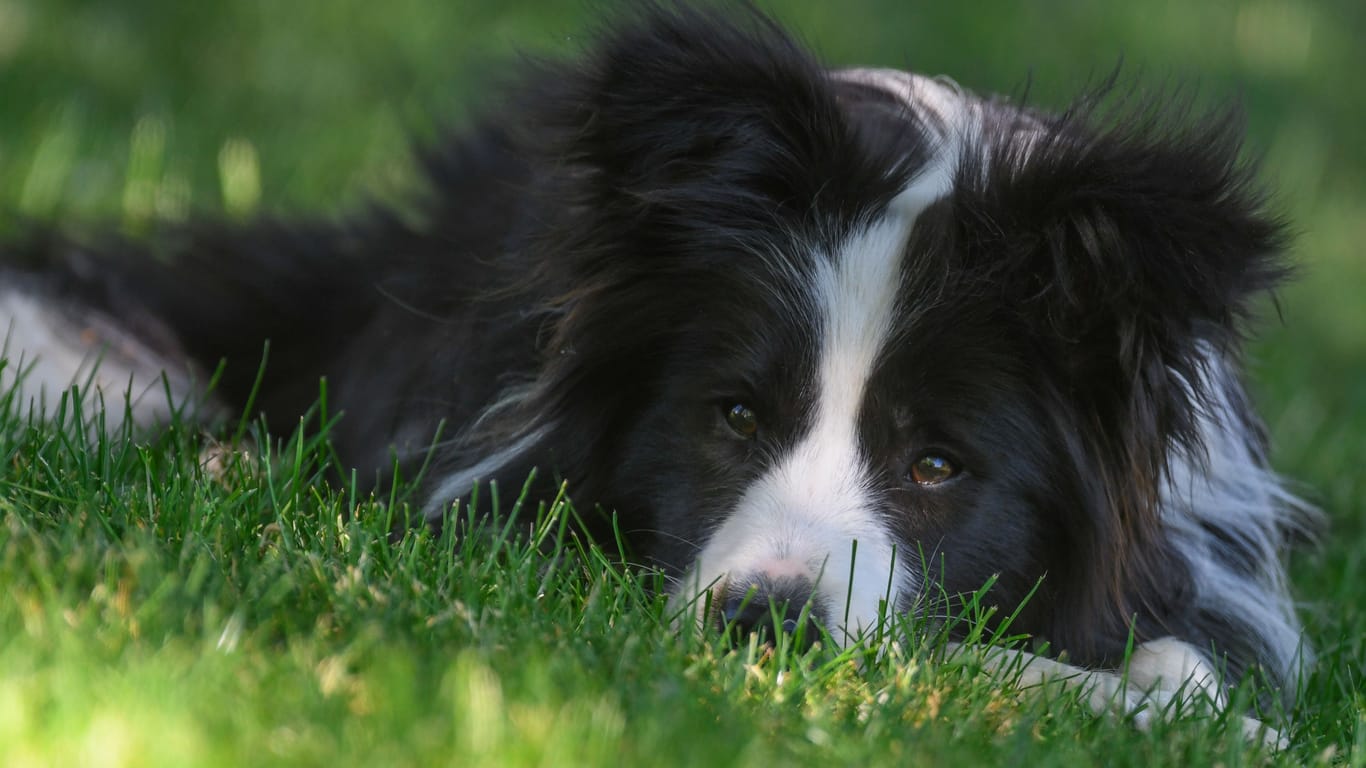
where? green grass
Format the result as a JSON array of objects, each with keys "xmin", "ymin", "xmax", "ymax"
[
  {"xmin": 0, "ymin": 392, "xmax": 1319, "ymax": 766},
  {"xmin": 2, "ymin": 1, "xmax": 1364, "ymax": 765}
]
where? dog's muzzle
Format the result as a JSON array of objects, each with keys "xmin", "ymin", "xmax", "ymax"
[{"xmin": 717, "ymin": 574, "xmax": 821, "ymax": 649}]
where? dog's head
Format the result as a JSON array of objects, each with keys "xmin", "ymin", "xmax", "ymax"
[{"xmin": 504, "ymin": 7, "xmax": 1286, "ymax": 659}]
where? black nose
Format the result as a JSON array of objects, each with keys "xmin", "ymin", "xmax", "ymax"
[{"xmin": 719, "ymin": 575, "xmax": 819, "ymax": 649}]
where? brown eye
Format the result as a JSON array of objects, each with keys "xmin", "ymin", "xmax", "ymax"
[
  {"xmin": 725, "ymin": 403, "xmax": 759, "ymax": 439},
  {"xmin": 909, "ymin": 454, "xmax": 957, "ymax": 486}
]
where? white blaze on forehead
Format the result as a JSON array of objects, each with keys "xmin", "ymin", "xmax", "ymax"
[
  {"xmin": 835, "ymin": 67, "xmax": 1047, "ymax": 169},
  {"xmin": 682, "ymin": 147, "xmax": 961, "ymax": 643},
  {"xmin": 833, "ymin": 68, "xmax": 975, "ymax": 146}
]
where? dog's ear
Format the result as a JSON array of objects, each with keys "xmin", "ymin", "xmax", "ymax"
[
  {"xmin": 967, "ymin": 101, "xmax": 1288, "ymax": 453},
  {"xmin": 521, "ymin": 6, "xmax": 858, "ymax": 215},
  {"xmin": 961, "ymin": 100, "xmax": 1290, "ymax": 652}
]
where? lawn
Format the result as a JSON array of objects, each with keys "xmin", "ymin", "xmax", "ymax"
[{"xmin": 2, "ymin": 1, "xmax": 1363, "ymax": 765}]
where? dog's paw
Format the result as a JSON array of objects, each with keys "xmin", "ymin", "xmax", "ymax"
[{"xmin": 961, "ymin": 638, "xmax": 1286, "ymax": 749}]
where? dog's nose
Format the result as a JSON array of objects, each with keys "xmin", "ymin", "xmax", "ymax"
[{"xmin": 719, "ymin": 575, "xmax": 819, "ymax": 648}]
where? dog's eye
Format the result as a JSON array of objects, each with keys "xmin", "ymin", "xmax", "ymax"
[
  {"xmin": 909, "ymin": 454, "xmax": 957, "ymax": 486},
  {"xmin": 724, "ymin": 403, "xmax": 759, "ymax": 439}
]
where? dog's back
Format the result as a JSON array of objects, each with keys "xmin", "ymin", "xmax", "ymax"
[{"xmin": 1, "ymin": 126, "xmax": 544, "ymax": 488}]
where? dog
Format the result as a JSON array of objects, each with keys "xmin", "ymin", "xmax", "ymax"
[{"xmin": 0, "ymin": 5, "xmax": 1313, "ymax": 738}]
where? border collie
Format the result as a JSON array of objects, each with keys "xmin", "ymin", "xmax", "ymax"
[{"xmin": 1, "ymin": 5, "xmax": 1313, "ymax": 736}]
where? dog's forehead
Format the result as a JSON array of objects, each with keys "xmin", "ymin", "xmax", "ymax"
[
  {"xmin": 832, "ymin": 68, "xmax": 982, "ymax": 175},
  {"xmin": 809, "ymin": 68, "xmax": 974, "ymax": 301},
  {"xmin": 827, "ymin": 67, "xmax": 1046, "ymax": 201}
]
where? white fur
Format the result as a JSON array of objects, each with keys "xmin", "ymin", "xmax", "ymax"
[
  {"xmin": 966, "ymin": 636, "xmax": 1286, "ymax": 748},
  {"xmin": 835, "ymin": 67, "xmax": 1048, "ymax": 175},
  {"xmin": 679, "ymin": 160, "xmax": 958, "ymax": 642},
  {"xmin": 833, "ymin": 68, "xmax": 975, "ymax": 142},
  {"xmin": 1161, "ymin": 346, "xmax": 1317, "ymax": 688},
  {"xmin": 423, "ymin": 424, "xmax": 553, "ymax": 518},
  {"xmin": 1, "ymin": 287, "xmax": 206, "ymax": 430}
]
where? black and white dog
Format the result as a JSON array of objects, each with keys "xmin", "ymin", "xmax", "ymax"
[{"xmin": 1, "ymin": 5, "xmax": 1312, "ymax": 732}]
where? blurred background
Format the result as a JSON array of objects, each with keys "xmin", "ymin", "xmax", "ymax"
[{"xmin": 0, "ymin": 0, "xmax": 1361, "ymax": 651}]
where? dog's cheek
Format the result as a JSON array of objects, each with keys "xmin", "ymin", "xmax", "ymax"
[{"xmin": 607, "ymin": 403, "xmax": 753, "ymax": 575}]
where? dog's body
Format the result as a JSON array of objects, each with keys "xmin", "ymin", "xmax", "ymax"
[{"xmin": 1, "ymin": 7, "xmax": 1311, "ymax": 730}]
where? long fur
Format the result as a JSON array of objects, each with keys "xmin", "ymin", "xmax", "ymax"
[{"xmin": 1, "ymin": 4, "xmax": 1313, "ymax": 719}]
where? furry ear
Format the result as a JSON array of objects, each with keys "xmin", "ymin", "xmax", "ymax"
[
  {"xmin": 521, "ymin": 5, "xmax": 854, "ymax": 214},
  {"xmin": 969, "ymin": 99, "xmax": 1289, "ymax": 452},
  {"xmin": 959, "ymin": 97, "xmax": 1291, "ymax": 655}
]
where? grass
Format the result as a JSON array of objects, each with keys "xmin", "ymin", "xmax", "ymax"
[
  {"xmin": 0, "ymin": 390, "xmax": 1314, "ymax": 766},
  {"xmin": 2, "ymin": 0, "xmax": 1364, "ymax": 765}
]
